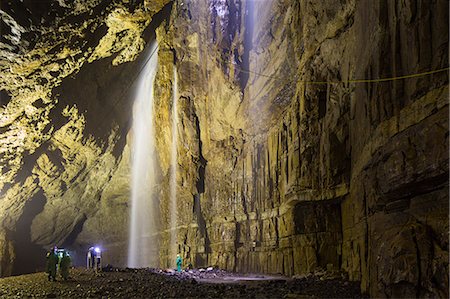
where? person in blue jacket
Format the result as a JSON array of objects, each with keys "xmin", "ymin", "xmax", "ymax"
[{"xmin": 176, "ymin": 254, "xmax": 182, "ymax": 272}]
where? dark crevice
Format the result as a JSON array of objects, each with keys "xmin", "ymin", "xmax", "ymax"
[
  {"xmin": 251, "ymin": 147, "xmax": 258, "ymax": 210},
  {"xmin": 61, "ymin": 214, "xmax": 87, "ymax": 248},
  {"xmin": 193, "ymin": 195, "xmax": 207, "ymax": 238},
  {"xmin": 241, "ymin": 157, "xmax": 247, "ymax": 214},
  {"xmin": 142, "ymin": 1, "xmax": 173, "ymax": 42},
  {"xmin": 0, "ymin": 89, "xmax": 11, "ymax": 107},
  {"xmin": 46, "ymin": 147, "xmax": 64, "ymax": 170},
  {"xmin": 318, "ymin": 87, "xmax": 327, "ymax": 119},
  {"xmin": 233, "ymin": 222, "xmax": 241, "ymax": 271},
  {"xmin": 192, "ymin": 111, "xmax": 210, "ymax": 266},
  {"xmin": 293, "ymin": 199, "xmax": 342, "ymax": 269},
  {"xmin": 1, "ymin": 0, "xmax": 55, "ymax": 29},
  {"xmin": 241, "ymin": 190, "xmax": 248, "ymax": 215},
  {"xmin": 171, "ymin": 47, "xmax": 178, "ymax": 65},
  {"xmin": 0, "ymin": 124, "xmax": 11, "ymax": 135},
  {"xmin": 193, "ymin": 194, "xmax": 211, "ymax": 267},
  {"xmin": 274, "ymin": 217, "xmax": 279, "ymax": 248},
  {"xmin": 268, "ymin": 148, "xmax": 273, "ymax": 200},
  {"xmin": 112, "ymin": 125, "xmax": 130, "ymax": 158},
  {"xmin": 381, "ymin": 172, "xmax": 449, "ymax": 203},
  {"xmin": 283, "ymin": 124, "xmax": 289, "ymax": 183},
  {"xmin": 194, "ymin": 114, "xmax": 207, "ymax": 194},
  {"xmin": 82, "ymin": 23, "xmax": 109, "ymax": 53}
]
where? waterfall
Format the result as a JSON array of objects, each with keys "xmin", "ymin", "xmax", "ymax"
[
  {"xmin": 128, "ymin": 42, "xmax": 159, "ymax": 268},
  {"xmin": 169, "ymin": 66, "xmax": 179, "ymax": 266}
]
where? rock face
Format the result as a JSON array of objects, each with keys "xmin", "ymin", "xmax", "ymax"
[
  {"xmin": 0, "ymin": 0, "xmax": 172, "ymax": 274},
  {"xmin": 0, "ymin": 0, "xmax": 448, "ymax": 297}
]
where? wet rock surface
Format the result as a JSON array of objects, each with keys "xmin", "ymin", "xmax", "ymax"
[{"xmin": 0, "ymin": 268, "xmax": 364, "ymax": 298}]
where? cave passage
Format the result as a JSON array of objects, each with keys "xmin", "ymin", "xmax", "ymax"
[{"xmin": 0, "ymin": 0, "xmax": 448, "ymax": 298}]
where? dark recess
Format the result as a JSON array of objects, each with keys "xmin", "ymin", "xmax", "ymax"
[
  {"xmin": 11, "ymin": 188, "xmax": 48, "ymax": 276},
  {"xmin": 0, "ymin": 89, "xmax": 11, "ymax": 107},
  {"xmin": 318, "ymin": 88, "xmax": 327, "ymax": 119},
  {"xmin": 192, "ymin": 112, "xmax": 211, "ymax": 266},
  {"xmin": 61, "ymin": 215, "xmax": 88, "ymax": 249},
  {"xmin": 194, "ymin": 114, "xmax": 207, "ymax": 194},
  {"xmin": 51, "ymin": 1, "xmax": 173, "ymax": 159},
  {"xmin": 293, "ymin": 200, "xmax": 342, "ymax": 270},
  {"xmin": 60, "ymin": 214, "xmax": 88, "ymax": 267}
]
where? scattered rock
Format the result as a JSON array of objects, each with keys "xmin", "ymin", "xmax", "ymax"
[{"xmin": 0, "ymin": 268, "xmax": 365, "ymax": 298}]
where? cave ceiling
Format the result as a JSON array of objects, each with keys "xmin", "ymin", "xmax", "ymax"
[{"xmin": 0, "ymin": 0, "xmax": 168, "ymax": 193}]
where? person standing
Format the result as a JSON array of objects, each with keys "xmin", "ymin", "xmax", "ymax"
[
  {"xmin": 87, "ymin": 248, "xmax": 92, "ymax": 269},
  {"xmin": 46, "ymin": 248, "xmax": 58, "ymax": 281},
  {"xmin": 59, "ymin": 251, "xmax": 71, "ymax": 280},
  {"xmin": 176, "ymin": 254, "xmax": 183, "ymax": 272}
]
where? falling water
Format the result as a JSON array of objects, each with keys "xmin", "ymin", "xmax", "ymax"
[
  {"xmin": 128, "ymin": 42, "xmax": 159, "ymax": 268},
  {"xmin": 169, "ymin": 66, "xmax": 179, "ymax": 265}
]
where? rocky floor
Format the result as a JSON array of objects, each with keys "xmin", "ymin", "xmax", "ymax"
[{"xmin": 0, "ymin": 268, "xmax": 364, "ymax": 298}]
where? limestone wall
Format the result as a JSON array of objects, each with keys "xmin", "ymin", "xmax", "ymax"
[
  {"xmin": 0, "ymin": 0, "xmax": 448, "ymax": 297},
  {"xmin": 152, "ymin": 0, "xmax": 449, "ymax": 297}
]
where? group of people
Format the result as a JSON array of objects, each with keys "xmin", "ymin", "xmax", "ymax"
[
  {"xmin": 46, "ymin": 247, "xmax": 71, "ymax": 281},
  {"xmin": 47, "ymin": 249, "xmax": 187, "ymax": 280}
]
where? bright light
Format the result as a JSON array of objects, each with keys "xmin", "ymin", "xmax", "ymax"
[{"xmin": 94, "ymin": 247, "xmax": 101, "ymax": 253}]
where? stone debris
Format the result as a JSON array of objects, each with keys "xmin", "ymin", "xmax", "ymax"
[{"xmin": 0, "ymin": 268, "xmax": 365, "ymax": 298}]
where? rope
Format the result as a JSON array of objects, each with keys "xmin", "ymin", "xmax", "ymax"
[
  {"xmin": 235, "ymin": 65, "xmax": 449, "ymax": 85},
  {"xmin": 165, "ymin": 2, "xmax": 449, "ymax": 86}
]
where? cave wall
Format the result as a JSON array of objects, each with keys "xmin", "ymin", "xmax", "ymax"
[
  {"xmin": 0, "ymin": 0, "xmax": 172, "ymax": 275},
  {"xmin": 0, "ymin": 0, "xmax": 448, "ymax": 297},
  {"xmin": 152, "ymin": 0, "xmax": 449, "ymax": 297}
]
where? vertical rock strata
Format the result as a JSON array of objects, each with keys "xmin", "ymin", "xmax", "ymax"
[
  {"xmin": 0, "ymin": 0, "xmax": 448, "ymax": 297},
  {"xmin": 153, "ymin": 1, "xmax": 448, "ymax": 297}
]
